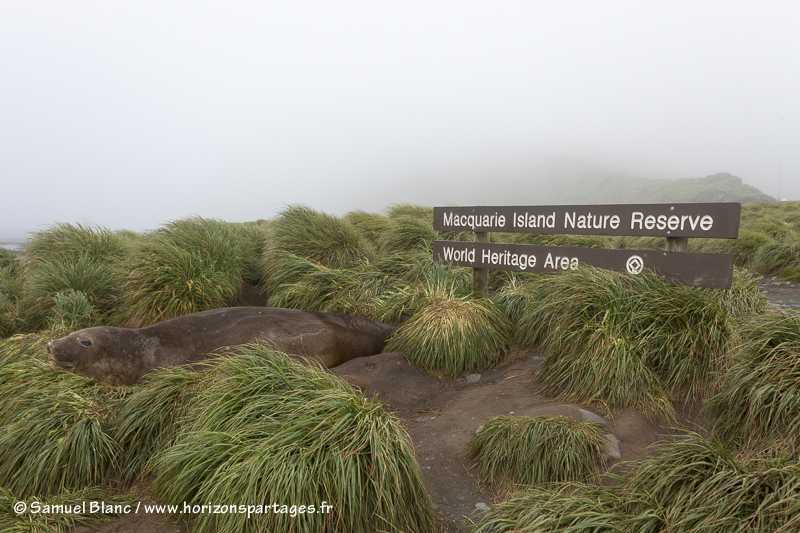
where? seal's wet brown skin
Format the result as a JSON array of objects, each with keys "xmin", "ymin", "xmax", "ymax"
[{"xmin": 46, "ymin": 307, "xmax": 398, "ymax": 386}]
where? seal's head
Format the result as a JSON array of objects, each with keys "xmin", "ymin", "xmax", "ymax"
[{"xmin": 47, "ymin": 327, "xmax": 144, "ymax": 386}]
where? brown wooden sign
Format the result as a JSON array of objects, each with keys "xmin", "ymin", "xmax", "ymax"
[
  {"xmin": 433, "ymin": 203, "xmax": 741, "ymax": 239},
  {"xmin": 432, "ymin": 241, "xmax": 734, "ymax": 289}
]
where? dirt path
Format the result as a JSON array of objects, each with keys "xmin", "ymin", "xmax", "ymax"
[
  {"xmin": 333, "ymin": 351, "xmax": 688, "ymax": 531},
  {"xmin": 757, "ymin": 276, "xmax": 800, "ymax": 309}
]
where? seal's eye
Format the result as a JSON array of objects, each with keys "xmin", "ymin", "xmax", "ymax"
[{"xmin": 79, "ymin": 340, "xmax": 93, "ymax": 347}]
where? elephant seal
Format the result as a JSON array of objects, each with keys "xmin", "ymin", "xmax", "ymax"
[{"xmin": 46, "ymin": 307, "xmax": 398, "ymax": 386}]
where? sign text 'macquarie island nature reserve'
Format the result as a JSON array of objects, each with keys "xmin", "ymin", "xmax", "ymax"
[{"xmin": 433, "ymin": 203, "xmax": 741, "ymax": 239}]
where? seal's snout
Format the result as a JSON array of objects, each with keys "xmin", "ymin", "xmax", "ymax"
[{"xmin": 46, "ymin": 338, "xmax": 76, "ymax": 371}]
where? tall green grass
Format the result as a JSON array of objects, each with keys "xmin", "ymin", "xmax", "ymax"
[
  {"xmin": 19, "ymin": 223, "xmax": 130, "ymax": 266},
  {"xmin": 468, "ymin": 483, "xmax": 626, "ymax": 533},
  {"xmin": 46, "ymin": 290, "xmax": 99, "ymax": 333},
  {"xmin": 343, "ymin": 210, "xmax": 391, "ymax": 247},
  {"xmin": 269, "ymin": 264, "xmax": 400, "ymax": 320},
  {"xmin": 122, "ymin": 217, "xmax": 257, "ymax": 326},
  {"xmin": 489, "ymin": 273, "xmax": 545, "ymax": 330},
  {"xmin": 513, "ymin": 267, "xmax": 766, "ymax": 422},
  {"xmin": 1, "ymin": 336, "xmax": 436, "ymax": 532},
  {"xmin": 781, "ymin": 265, "xmax": 800, "ymax": 282},
  {"xmin": 0, "ymin": 260, "xmax": 22, "ymax": 338},
  {"xmin": 373, "ymin": 250, "xmax": 434, "ymax": 284},
  {"xmin": 263, "ymin": 205, "xmax": 376, "ymax": 273},
  {"xmin": 470, "ymin": 433, "xmax": 800, "ymax": 532},
  {"xmin": 264, "ymin": 250, "xmax": 403, "ymax": 320},
  {"xmin": 0, "ymin": 487, "xmax": 136, "ymax": 533},
  {"xmin": 0, "ymin": 335, "xmax": 124, "ymax": 498},
  {"xmin": 17, "ymin": 224, "xmax": 130, "ymax": 329},
  {"xmin": 470, "ymin": 416, "xmax": 608, "ymax": 492},
  {"xmin": 510, "ymin": 232, "xmax": 610, "ymax": 249},
  {"xmin": 148, "ymin": 347, "xmax": 435, "ymax": 533},
  {"xmin": 20, "ymin": 253, "xmax": 121, "ymax": 327},
  {"xmin": 620, "ymin": 433, "xmax": 800, "ymax": 532},
  {"xmin": 385, "ymin": 203, "xmax": 434, "ymax": 222},
  {"xmin": 705, "ymin": 311, "xmax": 800, "ymax": 458},
  {"xmin": 692, "ymin": 201, "xmax": 800, "ymax": 275},
  {"xmin": 0, "ymin": 248, "xmax": 19, "ymax": 275},
  {"xmin": 378, "ymin": 216, "xmax": 439, "ymax": 256},
  {"xmin": 374, "ymin": 260, "xmax": 472, "ymax": 323},
  {"xmin": 385, "ymin": 293, "xmax": 512, "ymax": 380},
  {"xmin": 752, "ymin": 240, "xmax": 800, "ymax": 274},
  {"xmin": 112, "ymin": 367, "xmax": 207, "ymax": 484}
]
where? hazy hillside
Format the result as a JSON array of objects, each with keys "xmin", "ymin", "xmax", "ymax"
[
  {"xmin": 373, "ymin": 160, "xmax": 777, "ymax": 210},
  {"xmin": 491, "ymin": 166, "xmax": 776, "ymax": 206}
]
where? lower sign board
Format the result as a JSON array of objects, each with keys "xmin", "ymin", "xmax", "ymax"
[{"xmin": 432, "ymin": 241, "xmax": 734, "ymax": 289}]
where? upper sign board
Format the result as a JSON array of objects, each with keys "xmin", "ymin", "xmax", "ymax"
[{"xmin": 433, "ymin": 203, "xmax": 741, "ymax": 239}]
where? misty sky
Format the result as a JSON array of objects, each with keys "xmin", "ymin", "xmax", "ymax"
[{"xmin": 2, "ymin": 1, "xmax": 799, "ymax": 239}]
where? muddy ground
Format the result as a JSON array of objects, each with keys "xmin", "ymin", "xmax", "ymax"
[{"xmin": 71, "ymin": 276, "xmax": 800, "ymax": 533}]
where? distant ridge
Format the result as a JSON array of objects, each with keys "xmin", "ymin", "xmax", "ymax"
[
  {"xmin": 569, "ymin": 172, "xmax": 777, "ymax": 205},
  {"xmin": 483, "ymin": 164, "xmax": 777, "ymax": 206}
]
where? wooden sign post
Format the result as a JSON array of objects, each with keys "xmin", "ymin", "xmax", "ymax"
[{"xmin": 473, "ymin": 231, "xmax": 490, "ymax": 297}]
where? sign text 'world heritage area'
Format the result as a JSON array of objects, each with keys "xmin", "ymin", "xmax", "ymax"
[{"xmin": 432, "ymin": 241, "xmax": 734, "ymax": 289}]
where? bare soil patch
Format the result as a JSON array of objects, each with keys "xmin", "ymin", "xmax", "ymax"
[
  {"xmin": 757, "ymin": 275, "xmax": 800, "ymax": 309},
  {"xmin": 333, "ymin": 351, "xmax": 697, "ymax": 532}
]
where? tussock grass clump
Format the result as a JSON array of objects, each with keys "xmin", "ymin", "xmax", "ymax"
[
  {"xmin": 46, "ymin": 290, "xmax": 99, "ymax": 333},
  {"xmin": 469, "ymin": 483, "xmax": 626, "ymax": 533},
  {"xmin": 0, "ymin": 247, "xmax": 19, "ymax": 275},
  {"xmin": 691, "ymin": 201, "xmax": 800, "ymax": 274},
  {"xmin": 0, "ymin": 264, "xmax": 22, "ymax": 302},
  {"xmin": 385, "ymin": 295, "xmax": 512, "ymax": 380},
  {"xmin": 489, "ymin": 274, "xmax": 545, "ymax": 330},
  {"xmin": 373, "ymin": 250, "xmax": 433, "ymax": 284},
  {"xmin": 263, "ymin": 205, "xmax": 375, "ymax": 272},
  {"xmin": 385, "ymin": 203, "xmax": 433, "ymax": 222},
  {"xmin": 611, "ymin": 234, "xmax": 666, "ymax": 251},
  {"xmin": 705, "ymin": 311, "xmax": 800, "ymax": 457},
  {"xmin": 0, "ymin": 336, "xmax": 123, "ymax": 498},
  {"xmin": 264, "ymin": 250, "xmax": 403, "ymax": 320},
  {"xmin": 694, "ymin": 230, "xmax": 772, "ymax": 267},
  {"xmin": 0, "ymin": 294, "xmax": 18, "ymax": 339},
  {"xmin": 150, "ymin": 347, "xmax": 435, "ymax": 533},
  {"xmin": 511, "ymin": 232, "xmax": 610, "ymax": 249},
  {"xmin": 20, "ymin": 222, "xmax": 130, "ymax": 266},
  {"xmin": 1, "ymin": 259, "xmax": 24, "ymax": 338},
  {"xmin": 374, "ymin": 260, "xmax": 472, "ymax": 321},
  {"xmin": 112, "ymin": 367, "xmax": 207, "ymax": 483},
  {"xmin": 470, "ymin": 416, "xmax": 608, "ymax": 492},
  {"xmin": 0, "ymin": 331, "xmax": 50, "ymax": 367},
  {"xmin": 343, "ymin": 210, "xmax": 391, "ymax": 246},
  {"xmin": 231, "ymin": 221, "xmax": 271, "ymax": 286},
  {"xmin": 378, "ymin": 216, "xmax": 438, "ymax": 256},
  {"xmin": 20, "ymin": 252, "xmax": 122, "ymax": 326},
  {"xmin": 621, "ymin": 433, "xmax": 800, "ymax": 532},
  {"xmin": 781, "ymin": 265, "xmax": 800, "ymax": 282},
  {"xmin": 270, "ymin": 266, "xmax": 399, "ymax": 319},
  {"xmin": 17, "ymin": 223, "xmax": 131, "ymax": 328},
  {"xmin": 752, "ymin": 239, "xmax": 800, "ymax": 274},
  {"xmin": 515, "ymin": 267, "xmax": 765, "ymax": 422},
  {"xmin": 122, "ymin": 217, "xmax": 255, "ymax": 326},
  {"xmin": 471, "ymin": 433, "xmax": 800, "ymax": 532},
  {"xmin": 0, "ymin": 487, "xmax": 135, "ymax": 533}
]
